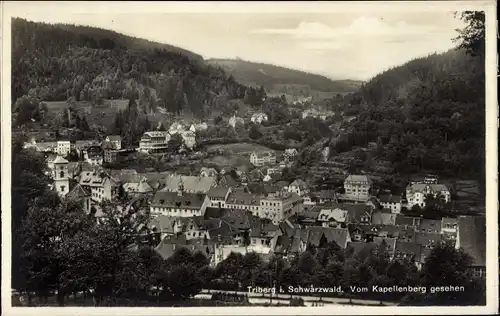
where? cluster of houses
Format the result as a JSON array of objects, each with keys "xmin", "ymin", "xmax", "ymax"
[
  {"xmin": 39, "ymin": 146, "xmax": 485, "ymax": 278},
  {"xmin": 139, "ymin": 121, "xmax": 205, "ymax": 153}
]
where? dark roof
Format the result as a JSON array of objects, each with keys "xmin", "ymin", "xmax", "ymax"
[
  {"xmin": 226, "ymin": 191, "xmax": 260, "ymax": 205},
  {"xmin": 458, "ymin": 216, "xmax": 486, "ymax": 267},
  {"xmin": 379, "ymin": 194, "xmax": 401, "ymax": 203},
  {"xmin": 318, "ymin": 190, "xmax": 337, "ymax": 200},
  {"xmin": 415, "ymin": 232, "xmax": 442, "ymax": 247},
  {"xmin": 151, "ymin": 191, "xmax": 206, "ymax": 209},
  {"xmin": 347, "ymin": 241, "xmax": 377, "ymax": 255},
  {"xmin": 420, "ymin": 219, "xmax": 442, "ymax": 232},
  {"xmin": 154, "ymin": 237, "xmax": 214, "ymax": 260},
  {"xmin": 107, "ymin": 135, "xmax": 122, "ymax": 141},
  {"xmin": 395, "ymin": 241, "xmax": 422, "ymax": 260},
  {"xmin": 273, "ymin": 235, "xmax": 303, "ymax": 254},
  {"xmin": 306, "ymin": 227, "xmax": 350, "ymax": 249},
  {"xmin": 67, "ymin": 183, "xmax": 91, "ymax": 199},
  {"xmin": 395, "ymin": 215, "xmax": 421, "ymax": 227},
  {"xmin": 344, "ymin": 204, "xmax": 373, "ymax": 223},
  {"xmin": 371, "ymin": 211, "xmax": 397, "ymax": 225},
  {"xmin": 207, "ymin": 187, "xmax": 230, "ymax": 199}
]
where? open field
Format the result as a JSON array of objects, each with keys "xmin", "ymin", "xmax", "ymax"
[{"xmin": 206, "ymin": 142, "xmax": 277, "ymax": 155}]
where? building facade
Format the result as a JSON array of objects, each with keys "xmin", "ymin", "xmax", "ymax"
[{"xmin": 139, "ymin": 131, "xmax": 171, "ymax": 154}]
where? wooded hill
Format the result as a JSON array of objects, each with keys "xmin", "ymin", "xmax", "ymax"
[
  {"xmin": 11, "ymin": 18, "xmax": 248, "ymax": 126},
  {"xmin": 206, "ymin": 58, "xmax": 363, "ymax": 95},
  {"xmin": 330, "ymin": 48, "xmax": 485, "ymax": 184}
]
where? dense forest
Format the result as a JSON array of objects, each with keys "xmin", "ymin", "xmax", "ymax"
[
  {"xmin": 328, "ymin": 39, "xmax": 485, "ymax": 182},
  {"xmin": 11, "ymin": 18, "xmax": 249, "ymax": 126},
  {"xmin": 206, "ymin": 58, "xmax": 363, "ymax": 93}
]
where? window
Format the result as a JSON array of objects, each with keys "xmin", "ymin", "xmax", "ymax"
[
  {"xmin": 59, "ymin": 171, "xmax": 65, "ymax": 178},
  {"xmin": 60, "ymin": 185, "xmax": 66, "ymax": 192}
]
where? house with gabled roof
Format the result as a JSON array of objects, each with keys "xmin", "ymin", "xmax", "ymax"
[
  {"xmin": 150, "ymin": 183, "xmax": 210, "ymax": 218},
  {"xmin": 67, "ymin": 183, "xmax": 92, "ymax": 213},
  {"xmin": 343, "ymin": 174, "xmax": 372, "ymax": 202},
  {"xmin": 288, "ymin": 179, "xmax": 309, "ymax": 197},
  {"xmin": 394, "ymin": 241, "xmax": 423, "ymax": 268},
  {"xmin": 378, "ymin": 194, "xmax": 402, "ymax": 213},
  {"xmin": 78, "ymin": 169, "xmax": 120, "ymax": 203},
  {"xmin": 371, "ymin": 209, "xmax": 397, "ymax": 226},
  {"xmin": 419, "ymin": 219, "xmax": 442, "ymax": 234},
  {"xmin": 305, "ymin": 226, "xmax": 351, "ymax": 249},
  {"xmin": 313, "ymin": 205, "xmax": 349, "ymax": 228},
  {"xmin": 406, "ymin": 183, "xmax": 451, "ymax": 209},
  {"xmin": 395, "ymin": 215, "xmax": 422, "ymax": 228}
]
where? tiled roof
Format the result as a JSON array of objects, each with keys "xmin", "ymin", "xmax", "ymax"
[
  {"xmin": 124, "ymin": 180, "xmax": 153, "ymax": 194},
  {"xmin": 67, "ymin": 183, "xmax": 91, "ymax": 199},
  {"xmin": 347, "ymin": 241, "xmax": 376, "ymax": 255},
  {"xmin": 344, "ymin": 204, "xmax": 373, "ymax": 223},
  {"xmin": 306, "ymin": 227, "xmax": 350, "ymax": 249},
  {"xmin": 149, "ymin": 216, "xmax": 177, "ymax": 234},
  {"xmin": 106, "ymin": 135, "xmax": 122, "ymax": 141},
  {"xmin": 395, "ymin": 215, "xmax": 421, "ymax": 227},
  {"xmin": 314, "ymin": 206, "xmax": 348, "ymax": 223},
  {"xmin": 163, "ymin": 175, "xmax": 217, "ymax": 193},
  {"xmin": 407, "ymin": 183, "xmax": 450, "ymax": 193},
  {"xmin": 151, "ymin": 191, "xmax": 206, "ymax": 209},
  {"xmin": 373, "ymin": 237, "xmax": 397, "ymax": 254},
  {"xmin": 420, "ymin": 219, "xmax": 442, "ymax": 232},
  {"xmin": 395, "ymin": 241, "xmax": 422, "ymax": 260},
  {"xmin": 458, "ymin": 216, "xmax": 486, "ymax": 267},
  {"xmin": 53, "ymin": 156, "xmax": 69, "ymax": 164},
  {"xmin": 378, "ymin": 194, "xmax": 401, "ymax": 203},
  {"xmin": 207, "ymin": 187, "xmax": 230, "ymax": 199},
  {"xmin": 345, "ymin": 175, "xmax": 372, "ymax": 184},
  {"xmin": 226, "ymin": 192, "xmax": 260, "ymax": 205},
  {"xmin": 415, "ymin": 232, "xmax": 442, "ymax": 247},
  {"xmin": 371, "ymin": 211, "xmax": 397, "ymax": 226},
  {"xmin": 290, "ymin": 179, "xmax": 308, "ymax": 189}
]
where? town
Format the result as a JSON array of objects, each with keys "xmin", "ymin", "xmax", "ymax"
[
  {"xmin": 9, "ymin": 9, "xmax": 488, "ymax": 309},
  {"xmin": 22, "ymin": 124, "xmax": 485, "ymax": 279}
]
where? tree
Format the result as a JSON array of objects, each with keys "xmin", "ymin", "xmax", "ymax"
[
  {"xmin": 453, "ymin": 11, "xmax": 485, "ymax": 58},
  {"xmin": 165, "ymin": 265, "xmax": 202, "ymax": 300},
  {"xmin": 248, "ymin": 125, "xmax": 262, "ymax": 140},
  {"xmin": 167, "ymin": 134, "xmax": 183, "ymax": 153}
]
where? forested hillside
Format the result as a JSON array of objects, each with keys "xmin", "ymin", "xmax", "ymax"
[
  {"xmin": 329, "ymin": 47, "xmax": 485, "ymax": 180},
  {"xmin": 206, "ymin": 58, "xmax": 363, "ymax": 95},
  {"xmin": 11, "ymin": 18, "xmax": 248, "ymax": 126}
]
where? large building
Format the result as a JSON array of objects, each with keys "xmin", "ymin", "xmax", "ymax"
[
  {"xmin": 344, "ymin": 175, "xmax": 372, "ymax": 202},
  {"xmin": 150, "ymin": 183, "xmax": 210, "ymax": 217},
  {"xmin": 138, "ymin": 131, "xmax": 171, "ymax": 154},
  {"xmin": 258, "ymin": 192, "xmax": 304, "ymax": 224},
  {"xmin": 406, "ymin": 183, "xmax": 451, "ymax": 209},
  {"xmin": 250, "ymin": 151, "xmax": 276, "ymax": 167},
  {"xmin": 56, "ymin": 140, "xmax": 71, "ymax": 157},
  {"xmin": 251, "ymin": 112, "xmax": 268, "ymax": 124},
  {"xmin": 78, "ymin": 170, "xmax": 120, "ymax": 203},
  {"xmin": 84, "ymin": 145, "xmax": 104, "ymax": 166},
  {"xmin": 162, "ymin": 175, "xmax": 217, "ymax": 194}
]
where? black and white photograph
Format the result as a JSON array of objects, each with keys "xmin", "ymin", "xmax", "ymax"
[{"xmin": 1, "ymin": 1, "xmax": 498, "ymax": 315}]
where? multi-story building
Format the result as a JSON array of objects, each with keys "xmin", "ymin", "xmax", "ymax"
[
  {"xmin": 84, "ymin": 145, "xmax": 104, "ymax": 165},
  {"xmin": 344, "ymin": 175, "xmax": 372, "ymax": 201},
  {"xmin": 53, "ymin": 156, "xmax": 70, "ymax": 196},
  {"xmin": 56, "ymin": 140, "xmax": 71, "ymax": 157},
  {"xmin": 378, "ymin": 194, "xmax": 402, "ymax": 214},
  {"xmin": 250, "ymin": 151, "xmax": 276, "ymax": 167},
  {"xmin": 406, "ymin": 183, "xmax": 451, "ymax": 209},
  {"xmin": 79, "ymin": 170, "xmax": 120, "ymax": 203},
  {"xmin": 258, "ymin": 192, "xmax": 303, "ymax": 224},
  {"xmin": 283, "ymin": 148, "xmax": 298, "ymax": 162},
  {"xmin": 225, "ymin": 191, "xmax": 261, "ymax": 214},
  {"xmin": 138, "ymin": 131, "xmax": 171, "ymax": 154},
  {"xmin": 150, "ymin": 183, "xmax": 210, "ymax": 217},
  {"xmin": 288, "ymin": 179, "xmax": 309, "ymax": 197},
  {"xmin": 207, "ymin": 187, "xmax": 232, "ymax": 208}
]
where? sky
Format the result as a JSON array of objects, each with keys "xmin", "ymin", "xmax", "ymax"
[{"xmin": 5, "ymin": 2, "xmax": 467, "ymax": 81}]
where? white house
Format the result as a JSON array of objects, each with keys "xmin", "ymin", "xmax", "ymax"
[
  {"xmin": 344, "ymin": 175, "xmax": 372, "ymax": 201},
  {"xmin": 406, "ymin": 183, "xmax": 451, "ymax": 209},
  {"xmin": 288, "ymin": 179, "xmax": 309, "ymax": 197},
  {"xmin": 56, "ymin": 140, "xmax": 71, "ymax": 157},
  {"xmin": 169, "ymin": 121, "xmax": 187, "ymax": 135},
  {"xmin": 251, "ymin": 112, "xmax": 268, "ymax": 124},
  {"xmin": 379, "ymin": 194, "xmax": 402, "ymax": 214},
  {"xmin": 250, "ymin": 151, "xmax": 276, "ymax": 167},
  {"xmin": 138, "ymin": 131, "xmax": 171, "ymax": 154}
]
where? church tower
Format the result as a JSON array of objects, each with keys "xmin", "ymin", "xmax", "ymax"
[{"xmin": 53, "ymin": 156, "xmax": 70, "ymax": 196}]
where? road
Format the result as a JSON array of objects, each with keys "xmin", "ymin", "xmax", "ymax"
[{"xmin": 199, "ymin": 289, "xmax": 398, "ymax": 306}]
